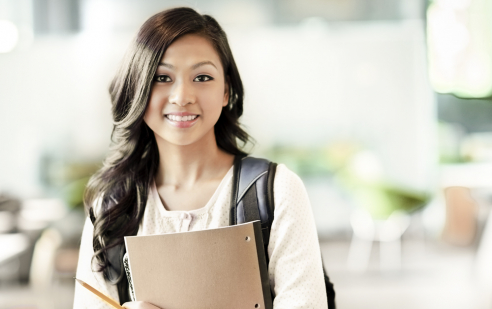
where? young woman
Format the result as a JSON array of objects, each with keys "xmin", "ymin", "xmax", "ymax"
[{"xmin": 73, "ymin": 7, "xmax": 328, "ymax": 309}]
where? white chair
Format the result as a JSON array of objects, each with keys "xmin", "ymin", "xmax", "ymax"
[{"xmin": 347, "ymin": 208, "xmax": 410, "ymax": 272}]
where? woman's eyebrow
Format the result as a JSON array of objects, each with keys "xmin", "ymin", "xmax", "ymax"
[
  {"xmin": 192, "ymin": 61, "xmax": 217, "ymax": 70},
  {"xmin": 158, "ymin": 62, "xmax": 173, "ymax": 69},
  {"xmin": 157, "ymin": 61, "xmax": 217, "ymax": 70}
]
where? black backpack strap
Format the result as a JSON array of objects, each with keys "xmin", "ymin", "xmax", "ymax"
[
  {"xmin": 325, "ymin": 270, "xmax": 336, "ymax": 309},
  {"xmin": 230, "ymin": 156, "xmax": 336, "ymax": 309},
  {"xmin": 229, "ymin": 156, "xmax": 276, "ymax": 253},
  {"xmin": 230, "ymin": 156, "xmax": 275, "ymax": 307}
]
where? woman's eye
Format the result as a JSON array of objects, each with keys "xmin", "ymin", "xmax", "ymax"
[
  {"xmin": 154, "ymin": 75, "xmax": 171, "ymax": 82},
  {"xmin": 194, "ymin": 75, "xmax": 213, "ymax": 82}
]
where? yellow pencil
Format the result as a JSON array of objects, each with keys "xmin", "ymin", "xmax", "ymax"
[{"xmin": 75, "ymin": 278, "xmax": 124, "ymax": 309}]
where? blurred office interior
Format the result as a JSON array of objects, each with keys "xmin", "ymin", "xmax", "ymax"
[{"xmin": 1, "ymin": 0, "xmax": 492, "ymax": 308}]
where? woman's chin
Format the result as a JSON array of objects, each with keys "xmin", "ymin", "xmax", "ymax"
[{"xmin": 154, "ymin": 134, "xmax": 208, "ymax": 148}]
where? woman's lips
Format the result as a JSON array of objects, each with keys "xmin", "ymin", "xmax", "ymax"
[{"xmin": 164, "ymin": 114, "xmax": 200, "ymax": 128}]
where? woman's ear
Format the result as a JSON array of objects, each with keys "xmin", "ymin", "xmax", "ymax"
[{"xmin": 223, "ymin": 79, "xmax": 230, "ymax": 107}]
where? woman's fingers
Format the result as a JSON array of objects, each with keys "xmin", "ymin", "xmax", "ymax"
[{"xmin": 122, "ymin": 301, "xmax": 162, "ymax": 309}]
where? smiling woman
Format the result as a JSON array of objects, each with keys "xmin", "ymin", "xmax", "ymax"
[
  {"xmin": 144, "ymin": 34, "xmax": 229, "ymax": 147},
  {"xmin": 73, "ymin": 7, "xmax": 330, "ymax": 309}
]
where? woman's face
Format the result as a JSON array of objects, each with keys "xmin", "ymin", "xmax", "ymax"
[{"xmin": 144, "ymin": 34, "xmax": 229, "ymax": 148}]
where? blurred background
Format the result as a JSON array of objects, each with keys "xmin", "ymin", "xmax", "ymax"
[{"xmin": 1, "ymin": 0, "xmax": 492, "ymax": 308}]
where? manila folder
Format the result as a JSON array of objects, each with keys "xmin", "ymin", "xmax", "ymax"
[{"xmin": 124, "ymin": 220, "xmax": 272, "ymax": 309}]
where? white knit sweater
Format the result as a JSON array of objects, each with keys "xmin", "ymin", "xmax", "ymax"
[{"xmin": 73, "ymin": 164, "xmax": 328, "ymax": 308}]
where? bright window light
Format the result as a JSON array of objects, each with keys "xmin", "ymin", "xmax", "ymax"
[
  {"xmin": 427, "ymin": 0, "xmax": 492, "ymax": 98},
  {"xmin": 0, "ymin": 20, "xmax": 19, "ymax": 53}
]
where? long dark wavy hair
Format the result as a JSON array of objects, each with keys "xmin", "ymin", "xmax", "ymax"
[{"xmin": 83, "ymin": 7, "xmax": 250, "ymax": 300}]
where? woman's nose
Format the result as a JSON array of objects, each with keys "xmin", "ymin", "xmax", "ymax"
[{"xmin": 169, "ymin": 80, "xmax": 195, "ymax": 106}]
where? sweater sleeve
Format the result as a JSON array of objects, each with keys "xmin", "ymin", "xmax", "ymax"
[
  {"xmin": 268, "ymin": 164, "xmax": 328, "ymax": 309},
  {"xmin": 73, "ymin": 217, "xmax": 119, "ymax": 309}
]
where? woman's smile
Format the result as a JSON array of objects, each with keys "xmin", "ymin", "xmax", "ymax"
[{"xmin": 164, "ymin": 112, "xmax": 200, "ymax": 128}]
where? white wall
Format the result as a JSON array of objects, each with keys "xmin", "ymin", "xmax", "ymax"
[{"xmin": 232, "ymin": 21, "xmax": 437, "ymax": 191}]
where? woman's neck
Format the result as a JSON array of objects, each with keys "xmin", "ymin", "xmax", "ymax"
[{"xmin": 154, "ymin": 133, "xmax": 235, "ymax": 190}]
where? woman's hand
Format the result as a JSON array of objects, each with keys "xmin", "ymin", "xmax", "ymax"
[{"xmin": 122, "ymin": 301, "xmax": 162, "ymax": 309}]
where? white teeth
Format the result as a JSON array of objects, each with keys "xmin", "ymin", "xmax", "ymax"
[{"xmin": 166, "ymin": 115, "xmax": 198, "ymax": 122}]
